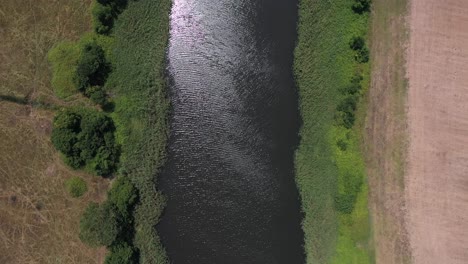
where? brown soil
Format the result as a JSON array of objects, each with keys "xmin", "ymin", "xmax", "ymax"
[
  {"xmin": 366, "ymin": 0, "xmax": 412, "ymax": 263},
  {"xmin": 406, "ymin": 0, "xmax": 468, "ymax": 263}
]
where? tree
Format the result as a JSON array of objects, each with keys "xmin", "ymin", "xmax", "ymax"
[
  {"xmin": 104, "ymin": 243, "xmax": 136, "ymax": 264},
  {"xmin": 352, "ymin": 0, "xmax": 371, "ymax": 14},
  {"xmin": 108, "ymin": 176, "xmax": 138, "ymax": 220},
  {"xmin": 92, "ymin": 3, "xmax": 114, "ymax": 35},
  {"xmin": 51, "ymin": 109, "xmax": 119, "ymax": 176},
  {"xmin": 349, "ymin": 36, "xmax": 369, "ymax": 63},
  {"xmin": 75, "ymin": 42, "xmax": 110, "ymax": 92},
  {"xmin": 86, "ymin": 86, "xmax": 108, "ymax": 106},
  {"xmin": 79, "ymin": 202, "xmax": 119, "ymax": 247}
]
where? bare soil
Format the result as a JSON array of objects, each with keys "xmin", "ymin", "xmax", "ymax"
[
  {"xmin": 366, "ymin": 0, "xmax": 411, "ymax": 263},
  {"xmin": 406, "ymin": 0, "xmax": 468, "ymax": 263}
]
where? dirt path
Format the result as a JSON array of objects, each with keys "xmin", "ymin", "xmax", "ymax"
[{"xmin": 406, "ymin": 0, "xmax": 468, "ymax": 263}]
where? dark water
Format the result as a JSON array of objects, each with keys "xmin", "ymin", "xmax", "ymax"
[{"xmin": 157, "ymin": 0, "xmax": 304, "ymax": 263}]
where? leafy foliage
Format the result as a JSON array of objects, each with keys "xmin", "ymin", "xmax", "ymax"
[
  {"xmin": 349, "ymin": 36, "xmax": 369, "ymax": 63},
  {"xmin": 79, "ymin": 202, "xmax": 120, "ymax": 247},
  {"xmin": 108, "ymin": 176, "xmax": 138, "ymax": 220},
  {"xmin": 352, "ymin": 0, "xmax": 371, "ymax": 14},
  {"xmin": 51, "ymin": 109, "xmax": 119, "ymax": 176},
  {"xmin": 75, "ymin": 42, "xmax": 110, "ymax": 93},
  {"xmin": 93, "ymin": 0, "xmax": 128, "ymax": 35},
  {"xmin": 105, "ymin": 243, "xmax": 137, "ymax": 264},
  {"xmin": 92, "ymin": 2, "xmax": 114, "ymax": 35},
  {"xmin": 65, "ymin": 176, "xmax": 88, "ymax": 198}
]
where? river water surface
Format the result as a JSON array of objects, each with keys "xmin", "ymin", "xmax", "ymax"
[{"xmin": 157, "ymin": 0, "xmax": 304, "ymax": 263}]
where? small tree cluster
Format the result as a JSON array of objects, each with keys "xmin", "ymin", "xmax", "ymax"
[
  {"xmin": 51, "ymin": 109, "xmax": 119, "ymax": 176},
  {"xmin": 352, "ymin": 0, "xmax": 371, "ymax": 14},
  {"xmin": 335, "ymin": 73, "xmax": 363, "ymax": 129},
  {"xmin": 80, "ymin": 176, "xmax": 138, "ymax": 257},
  {"xmin": 75, "ymin": 42, "xmax": 110, "ymax": 106},
  {"xmin": 104, "ymin": 243, "xmax": 137, "ymax": 264},
  {"xmin": 93, "ymin": 0, "xmax": 128, "ymax": 35},
  {"xmin": 349, "ymin": 36, "xmax": 369, "ymax": 63}
]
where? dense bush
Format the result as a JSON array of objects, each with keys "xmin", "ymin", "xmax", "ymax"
[
  {"xmin": 105, "ymin": 243, "xmax": 137, "ymax": 264},
  {"xmin": 65, "ymin": 176, "xmax": 88, "ymax": 197},
  {"xmin": 108, "ymin": 176, "xmax": 138, "ymax": 220},
  {"xmin": 75, "ymin": 42, "xmax": 110, "ymax": 92},
  {"xmin": 86, "ymin": 85, "xmax": 108, "ymax": 106},
  {"xmin": 51, "ymin": 109, "xmax": 119, "ymax": 176},
  {"xmin": 336, "ymin": 95, "xmax": 359, "ymax": 129},
  {"xmin": 352, "ymin": 0, "xmax": 371, "ymax": 14},
  {"xmin": 97, "ymin": 0, "xmax": 128, "ymax": 13},
  {"xmin": 79, "ymin": 202, "xmax": 120, "ymax": 247},
  {"xmin": 93, "ymin": 0, "xmax": 128, "ymax": 35},
  {"xmin": 93, "ymin": 3, "xmax": 114, "ymax": 35},
  {"xmin": 349, "ymin": 36, "xmax": 369, "ymax": 63}
]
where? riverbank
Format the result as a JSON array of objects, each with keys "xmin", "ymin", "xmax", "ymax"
[
  {"xmin": 42, "ymin": 0, "xmax": 171, "ymax": 262},
  {"xmin": 294, "ymin": 0, "xmax": 372, "ymax": 263},
  {"xmin": 106, "ymin": 0, "xmax": 171, "ymax": 263}
]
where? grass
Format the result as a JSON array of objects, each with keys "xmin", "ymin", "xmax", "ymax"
[
  {"xmin": 105, "ymin": 0, "xmax": 171, "ymax": 263},
  {"xmin": 294, "ymin": 0, "xmax": 373, "ymax": 263},
  {"xmin": 0, "ymin": 0, "xmax": 110, "ymax": 263},
  {"xmin": 66, "ymin": 176, "xmax": 88, "ymax": 198}
]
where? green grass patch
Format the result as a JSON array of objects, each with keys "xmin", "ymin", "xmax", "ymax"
[
  {"xmin": 48, "ymin": 42, "xmax": 81, "ymax": 98},
  {"xmin": 294, "ymin": 0, "xmax": 372, "ymax": 263},
  {"xmin": 65, "ymin": 176, "xmax": 88, "ymax": 198},
  {"xmin": 105, "ymin": 0, "xmax": 171, "ymax": 263}
]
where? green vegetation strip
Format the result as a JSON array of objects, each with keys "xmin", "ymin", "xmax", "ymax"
[
  {"xmin": 107, "ymin": 0, "xmax": 171, "ymax": 263},
  {"xmin": 294, "ymin": 0, "xmax": 373, "ymax": 263},
  {"xmin": 47, "ymin": 0, "xmax": 171, "ymax": 263}
]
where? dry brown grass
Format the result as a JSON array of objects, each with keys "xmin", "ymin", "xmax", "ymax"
[
  {"xmin": 0, "ymin": 0, "xmax": 109, "ymax": 263},
  {"xmin": 365, "ymin": 0, "xmax": 412, "ymax": 263}
]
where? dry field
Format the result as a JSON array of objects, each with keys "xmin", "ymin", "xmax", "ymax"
[
  {"xmin": 0, "ymin": 0, "xmax": 108, "ymax": 263},
  {"xmin": 406, "ymin": 0, "xmax": 468, "ymax": 263},
  {"xmin": 365, "ymin": 0, "xmax": 411, "ymax": 263}
]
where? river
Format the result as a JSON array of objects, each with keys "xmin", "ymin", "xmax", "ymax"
[{"xmin": 157, "ymin": 0, "xmax": 304, "ymax": 263}]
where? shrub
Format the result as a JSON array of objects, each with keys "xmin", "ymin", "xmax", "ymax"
[
  {"xmin": 337, "ymin": 139, "xmax": 348, "ymax": 151},
  {"xmin": 86, "ymin": 86, "xmax": 108, "ymax": 106},
  {"xmin": 48, "ymin": 42, "xmax": 81, "ymax": 98},
  {"xmin": 336, "ymin": 95, "xmax": 359, "ymax": 129},
  {"xmin": 349, "ymin": 36, "xmax": 365, "ymax": 51},
  {"xmin": 75, "ymin": 42, "xmax": 110, "ymax": 92},
  {"xmin": 104, "ymin": 243, "xmax": 136, "ymax": 264},
  {"xmin": 108, "ymin": 176, "xmax": 138, "ymax": 220},
  {"xmin": 65, "ymin": 176, "xmax": 88, "ymax": 197},
  {"xmin": 349, "ymin": 36, "xmax": 369, "ymax": 63},
  {"xmin": 355, "ymin": 46, "xmax": 369, "ymax": 63},
  {"xmin": 93, "ymin": 2, "xmax": 114, "ymax": 35},
  {"xmin": 51, "ymin": 109, "xmax": 119, "ymax": 176},
  {"xmin": 79, "ymin": 202, "xmax": 120, "ymax": 247},
  {"xmin": 352, "ymin": 0, "xmax": 371, "ymax": 14},
  {"xmin": 97, "ymin": 0, "xmax": 128, "ymax": 13}
]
